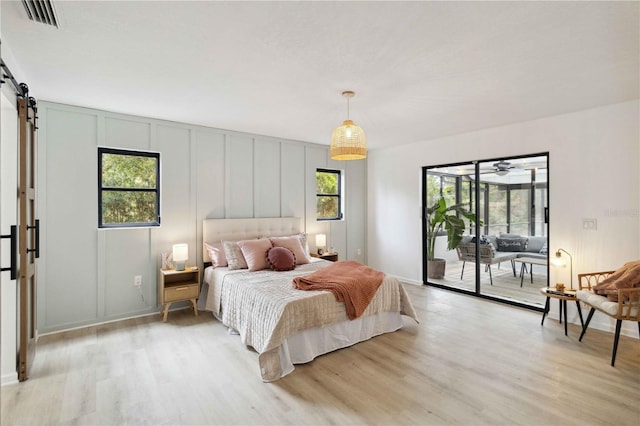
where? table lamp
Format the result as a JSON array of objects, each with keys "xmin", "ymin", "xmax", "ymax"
[
  {"xmin": 172, "ymin": 243, "xmax": 188, "ymax": 271},
  {"xmin": 316, "ymin": 234, "xmax": 326, "ymax": 255},
  {"xmin": 551, "ymin": 248, "xmax": 573, "ymax": 290}
]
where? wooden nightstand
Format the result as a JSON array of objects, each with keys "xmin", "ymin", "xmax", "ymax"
[
  {"xmin": 159, "ymin": 267, "xmax": 200, "ymax": 322},
  {"xmin": 310, "ymin": 252, "xmax": 339, "ymax": 262}
]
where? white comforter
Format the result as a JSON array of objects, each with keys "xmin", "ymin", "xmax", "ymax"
[{"xmin": 199, "ymin": 260, "xmax": 418, "ymax": 380}]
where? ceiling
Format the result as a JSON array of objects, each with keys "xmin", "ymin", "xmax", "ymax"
[{"xmin": 1, "ymin": 1, "xmax": 638, "ymax": 151}]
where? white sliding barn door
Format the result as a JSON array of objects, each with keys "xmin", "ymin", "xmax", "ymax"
[{"xmin": 1, "ymin": 82, "xmax": 19, "ymax": 385}]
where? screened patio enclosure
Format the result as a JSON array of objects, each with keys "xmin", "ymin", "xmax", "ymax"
[{"xmin": 423, "ymin": 154, "xmax": 549, "ymax": 309}]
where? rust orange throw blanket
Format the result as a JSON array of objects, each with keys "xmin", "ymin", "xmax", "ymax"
[{"xmin": 292, "ymin": 260, "xmax": 384, "ymax": 320}]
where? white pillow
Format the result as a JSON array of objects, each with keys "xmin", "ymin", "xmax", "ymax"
[{"xmin": 297, "ymin": 233, "xmax": 311, "ymax": 260}]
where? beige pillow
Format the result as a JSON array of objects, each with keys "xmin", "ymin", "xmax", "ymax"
[
  {"xmin": 237, "ymin": 238, "xmax": 273, "ymax": 272},
  {"xmin": 269, "ymin": 235, "xmax": 309, "ymax": 265},
  {"xmin": 222, "ymin": 241, "xmax": 248, "ymax": 270}
]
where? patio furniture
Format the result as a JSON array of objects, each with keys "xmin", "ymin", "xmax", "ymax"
[
  {"xmin": 514, "ymin": 257, "xmax": 548, "ymax": 287},
  {"xmin": 456, "ymin": 243, "xmax": 516, "ymax": 285},
  {"xmin": 576, "ymin": 270, "xmax": 640, "ymax": 366}
]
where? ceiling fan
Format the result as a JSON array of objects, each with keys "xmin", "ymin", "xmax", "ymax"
[
  {"xmin": 493, "ymin": 161, "xmax": 515, "ymax": 176},
  {"xmin": 477, "ymin": 161, "xmax": 517, "ymax": 176}
]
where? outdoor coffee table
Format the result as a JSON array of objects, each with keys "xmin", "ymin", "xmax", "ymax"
[{"xmin": 514, "ymin": 257, "xmax": 548, "ymax": 287}]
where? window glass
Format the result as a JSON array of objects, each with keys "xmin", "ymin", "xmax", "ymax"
[
  {"xmin": 99, "ymin": 148, "xmax": 160, "ymax": 228},
  {"xmin": 441, "ymin": 176, "xmax": 457, "ymax": 207},
  {"xmin": 426, "ymin": 175, "xmax": 442, "ymax": 205},
  {"xmin": 509, "ymin": 187, "xmax": 530, "ymax": 235},
  {"xmin": 460, "ymin": 176, "xmax": 475, "ymax": 233},
  {"xmin": 488, "ymin": 184, "xmax": 507, "ymax": 235},
  {"xmin": 316, "ymin": 169, "xmax": 342, "ymax": 220}
]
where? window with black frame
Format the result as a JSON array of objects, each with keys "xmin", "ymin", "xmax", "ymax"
[
  {"xmin": 98, "ymin": 147, "xmax": 160, "ymax": 228},
  {"xmin": 422, "ymin": 153, "xmax": 549, "ymax": 310},
  {"xmin": 316, "ymin": 168, "xmax": 343, "ymax": 220}
]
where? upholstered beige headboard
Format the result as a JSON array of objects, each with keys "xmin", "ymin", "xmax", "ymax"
[{"xmin": 202, "ymin": 217, "xmax": 303, "ymax": 262}]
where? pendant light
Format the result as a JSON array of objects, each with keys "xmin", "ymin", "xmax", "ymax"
[{"xmin": 330, "ymin": 91, "xmax": 366, "ymax": 160}]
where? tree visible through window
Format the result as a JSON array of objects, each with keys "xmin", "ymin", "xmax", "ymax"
[
  {"xmin": 98, "ymin": 147, "xmax": 160, "ymax": 228},
  {"xmin": 316, "ymin": 169, "xmax": 343, "ymax": 220}
]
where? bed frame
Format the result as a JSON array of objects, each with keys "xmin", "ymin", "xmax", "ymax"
[{"xmin": 200, "ymin": 216, "xmax": 417, "ymax": 381}]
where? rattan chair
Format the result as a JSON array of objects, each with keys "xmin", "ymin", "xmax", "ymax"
[{"xmin": 576, "ymin": 271, "xmax": 640, "ymax": 366}]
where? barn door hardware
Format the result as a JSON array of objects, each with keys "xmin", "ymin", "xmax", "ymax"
[
  {"xmin": 26, "ymin": 220, "xmax": 40, "ymax": 258},
  {"xmin": 1, "ymin": 225, "xmax": 18, "ymax": 280}
]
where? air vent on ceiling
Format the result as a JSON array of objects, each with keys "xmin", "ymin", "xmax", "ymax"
[{"xmin": 22, "ymin": 0, "xmax": 59, "ymax": 28}]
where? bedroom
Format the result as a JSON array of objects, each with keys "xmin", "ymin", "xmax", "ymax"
[{"xmin": 1, "ymin": 1, "xmax": 639, "ymax": 425}]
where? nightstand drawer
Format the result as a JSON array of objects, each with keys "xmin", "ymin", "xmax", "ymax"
[{"xmin": 164, "ymin": 284, "xmax": 199, "ymax": 302}]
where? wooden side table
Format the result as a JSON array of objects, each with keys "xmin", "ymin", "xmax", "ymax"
[
  {"xmin": 159, "ymin": 267, "xmax": 200, "ymax": 322},
  {"xmin": 540, "ymin": 287, "xmax": 584, "ymax": 336},
  {"xmin": 310, "ymin": 252, "xmax": 338, "ymax": 262}
]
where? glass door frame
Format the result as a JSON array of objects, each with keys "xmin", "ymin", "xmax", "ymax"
[{"xmin": 421, "ymin": 152, "xmax": 550, "ymax": 311}]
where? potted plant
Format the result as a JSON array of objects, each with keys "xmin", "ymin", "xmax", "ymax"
[{"xmin": 426, "ymin": 197, "xmax": 479, "ymax": 279}]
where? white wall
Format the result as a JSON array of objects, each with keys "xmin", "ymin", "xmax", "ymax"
[
  {"xmin": 368, "ymin": 100, "xmax": 640, "ymax": 335},
  {"xmin": 37, "ymin": 102, "xmax": 367, "ymax": 333},
  {"xmin": 1, "ymin": 84, "xmax": 19, "ymax": 385}
]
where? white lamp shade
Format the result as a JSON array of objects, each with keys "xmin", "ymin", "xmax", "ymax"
[
  {"xmin": 316, "ymin": 234, "xmax": 326, "ymax": 248},
  {"xmin": 172, "ymin": 244, "xmax": 189, "ymax": 262}
]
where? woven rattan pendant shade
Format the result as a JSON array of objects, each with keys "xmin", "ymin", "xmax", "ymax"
[
  {"xmin": 330, "ymin": 91, "xmax": 366, "ymax": 160},
  {"xmin": 330, "ymin": 120, "xmax": 366, "ymax": 160}
]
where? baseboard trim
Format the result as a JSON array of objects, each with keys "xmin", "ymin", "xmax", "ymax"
[
  {"xmin": 1, "ymin": 372, "xmax": 18, "ymax": 387},
  {"xmin": 388, "ymin": 274, "xmax": 422, "ymax": 286},
  {"xmin": 37, "ymin": 306, "xmax": 192, "ymax": 337}
]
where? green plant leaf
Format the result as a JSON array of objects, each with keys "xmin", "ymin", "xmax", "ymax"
[{"xmin": 426, "ymin": 196, "xmax": 479, "ymax": 259}]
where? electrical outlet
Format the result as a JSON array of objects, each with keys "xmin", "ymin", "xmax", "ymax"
[
  {"xmin": 134, "ymin": 275, "xmax": 142, "ymax": 287},
  {"xmin": 356, "ymin": 248, "xmax": 361, "ymax": 256},
  {"xmin": 582, "ymin": 218, "xmax": 597, "ymax": 231}
]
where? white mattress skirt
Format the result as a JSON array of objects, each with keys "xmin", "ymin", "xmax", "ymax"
[{"xmin": 266, "ymin": 311, "xmax": 403, "ymax": 381}]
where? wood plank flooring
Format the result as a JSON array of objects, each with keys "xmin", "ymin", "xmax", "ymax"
[
  {"xmin": 2, "ymin": 284, "xmax": 639, "ymax": 425},
  {"xmin": 429, "ymin": 259, "xmax": 549, "ymax": 306}
]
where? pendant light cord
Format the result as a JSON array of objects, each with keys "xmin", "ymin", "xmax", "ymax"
[{"xmin": 346, "ymin": 96, "xmax": 350, "ymax": 120}]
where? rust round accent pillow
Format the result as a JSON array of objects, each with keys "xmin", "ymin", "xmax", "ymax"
[{"xmin": 266, "ymin": 246, "xmax": 296, "ymax": 271}]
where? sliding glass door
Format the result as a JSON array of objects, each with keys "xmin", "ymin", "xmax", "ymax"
[
  {"xmin": 423, "ymin": 154, "xmax": 549, "ymax": 309},
  {"xmin": 424, "ymin": 164, "xmax": 478, "ymax": 291}
]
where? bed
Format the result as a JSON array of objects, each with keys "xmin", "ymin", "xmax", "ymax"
[{"xmin": 197, "ymin": 217, "xmax": 419, "ymax": 381}]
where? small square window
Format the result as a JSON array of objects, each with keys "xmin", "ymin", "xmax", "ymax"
[
  {"xmin": 316, "ymin": 168, "xmax": 343, "ymax": 220},
  {"xmin": 98, "ymin": 147, "xmax": 160, "ymax": 228}
]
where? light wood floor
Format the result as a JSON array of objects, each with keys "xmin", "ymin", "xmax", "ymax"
[
  {"xmin": 429, "ymin": 259, "xmax": 549, "ymax": 306},
  {"xmin": 2, "ymin": 284, "xmax": 639, "ymax": 425}
]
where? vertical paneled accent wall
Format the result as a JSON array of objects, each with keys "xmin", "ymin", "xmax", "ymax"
[{"xmin": 37, "ymin": 102, "xmax": 367, "ymax": 333}]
